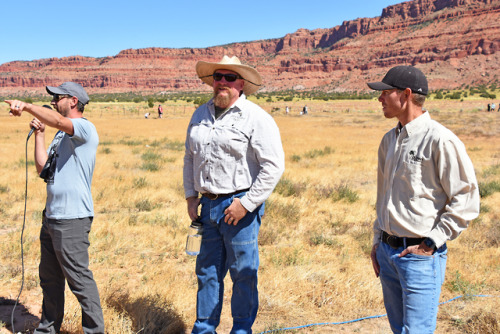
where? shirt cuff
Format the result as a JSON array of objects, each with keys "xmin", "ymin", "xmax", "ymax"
[
  {"xmin": 427, "ymin": 230, "xmax": 447, "ymax": 249},
  {"xmin": 239, "ymin": 196, "xmax": 257, "ymax": 213},
  {"xmin": 373, "ymin": 230, "xmax": 382, "ymax": 246},
  {"xmin": 185, "ymin": 190, "xmax": 198, "ymax": 199}
]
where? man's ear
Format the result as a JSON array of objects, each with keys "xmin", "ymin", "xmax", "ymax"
[
  {"xmin": 70, "ymin": 96, "xmax": 79, "ymax": 108},
  {"xmin": 400, "ymin": 88, "xmax": 412, "ymax": 104},
  {"xmin": 404, "ymin": 88, "xmax": 412, "ymax": 99}
]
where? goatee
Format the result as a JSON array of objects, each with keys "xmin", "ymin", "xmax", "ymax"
[{"xmin": 214, "ymin": 87, "xmax": 234, "ymax": 109}]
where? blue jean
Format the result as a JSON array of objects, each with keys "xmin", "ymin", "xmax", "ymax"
[
  {"xmin": 376, "ymin": 241, "xmax": 448, "ymax": 334},
  {"xmin": 192, "ymin": 192, "xmax": 264, "ymax": 334}
]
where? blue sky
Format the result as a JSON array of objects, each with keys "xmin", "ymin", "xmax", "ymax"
[{"xmin": 0, "ymin": 0, "xmax": 403, "ymax": 65}]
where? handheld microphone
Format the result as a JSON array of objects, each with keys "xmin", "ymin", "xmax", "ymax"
[
  {"xmin": 27, "ymin": 127, "xmax": 36, "ymax": 140},
  {"xmin": 27, "ymin": 105, "xmax": 52, "ymax": 140}
]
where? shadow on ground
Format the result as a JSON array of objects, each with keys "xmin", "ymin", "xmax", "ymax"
[
  {"xmin": 106, "ymin": 291, "xmax": 186, "ymax": 334},
  {"xmin": 0, "ymin": 297, "xmax": 39, "ymax": 333}
]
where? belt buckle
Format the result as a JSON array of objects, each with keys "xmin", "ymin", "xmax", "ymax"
[
  {"xmin": 387, "ymin": 235, "xmax": 400, "ymax": 249},
  {"xmin": 204, "ymin": 193, "xmax": 218, "ymax": 200}
]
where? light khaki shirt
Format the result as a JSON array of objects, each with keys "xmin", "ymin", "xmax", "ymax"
[
  {"xmin": 183, "ymin": 95, "xmax": 285, "ymax": 213},
  {"xmin": 374, "ymin": 111, "xmax": 480, "ymax": 248}
]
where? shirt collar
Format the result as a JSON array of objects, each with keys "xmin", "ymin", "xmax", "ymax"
[
  {"xmin": 397, "ymin": 110, "xmax": 430, "ymax": 137},
  {"xmin": 208, "ymin": 93, "xmax": 247, "ymax": 115}
]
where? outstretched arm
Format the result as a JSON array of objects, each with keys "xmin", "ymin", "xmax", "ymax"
[{"xmin": 6, "ymin": 100, "xmax": 75, "ymax": 135}]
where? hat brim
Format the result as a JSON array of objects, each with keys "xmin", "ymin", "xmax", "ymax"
[
  {"xmin": 196, "ymin": 61, "xmax": 262, "ymax": 96},
  {"xmin": 367, "ymin": 81, "xmax": 396, "ymax": 91},
  {"xmin": 46, "ymin": 86, "xmax": 68, "ymax": 96}
]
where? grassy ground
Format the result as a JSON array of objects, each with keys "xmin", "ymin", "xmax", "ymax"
[{"xmin": 0, "ymin": 99, "xmax": 499, "ymax": 333}]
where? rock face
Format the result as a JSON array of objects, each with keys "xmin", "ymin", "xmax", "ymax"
[{"xmin": 0, "ymin": 0, "xmax": 498, "ymax": 95}]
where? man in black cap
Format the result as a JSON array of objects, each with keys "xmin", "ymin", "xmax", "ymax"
[
  {"xmin": 6, "ymin": 82, "xmax": 104, "ymax": 334},
  {"xmin": 367, "ymin": 66, "xmax": 480, "ymax": 333}
]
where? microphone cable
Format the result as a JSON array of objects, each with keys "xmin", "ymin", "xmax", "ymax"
[{"xmin": 11, "ymin": 127, "xmax": 35, "ymax": 333}]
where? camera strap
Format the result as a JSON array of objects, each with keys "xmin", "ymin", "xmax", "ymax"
[{"xmin": 40, "ymin": 131, "xmax": 64, "ymax": 183}]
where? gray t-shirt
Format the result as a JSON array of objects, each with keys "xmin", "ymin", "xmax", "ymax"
[{"xmin": 45, "ymin": 118, "xmax": 99, "ymax": 219}]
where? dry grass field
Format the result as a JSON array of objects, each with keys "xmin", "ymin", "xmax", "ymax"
[{"xmin": 1, "ymin": 98, "xmax": 499, "ymax": 333}]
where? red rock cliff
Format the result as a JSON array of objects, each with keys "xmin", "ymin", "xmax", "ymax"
[{"xmin": 0, "ymin": 0, "xmax": 498, "ymax": 95}]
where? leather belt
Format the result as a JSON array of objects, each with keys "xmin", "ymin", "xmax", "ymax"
[
  {"xmin": 201, "ymin": 188, "xmax": 250, "ymax": 200},
  {"xmin": 381, "ymin": 231, "xmax": 425, "ymax": 249}
]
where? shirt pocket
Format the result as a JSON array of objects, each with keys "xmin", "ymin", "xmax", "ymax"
[
  {"xmin": 217, "ymin": 125, "xmax": 249, "ymax": 159},
  {"xmin": 188, "ymin": 121, "xmax": 211, "ymax": 153},
  {"xmin": 403, "ymin": 160, "xmax": 435, "ymax": 201}
]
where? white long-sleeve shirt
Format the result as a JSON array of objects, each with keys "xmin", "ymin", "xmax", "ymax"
[
  {"xmin": 374, "ymin": 111, "xmax": 480, "ymax": 248},
  {"xmin": 183, "ymin": 94, "xmax": 285, "ymax": 213}
]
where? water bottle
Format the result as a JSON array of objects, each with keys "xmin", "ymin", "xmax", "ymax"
[{"xmin": 185, "ymin": 220, "xmax": 203, "ymax": 256}]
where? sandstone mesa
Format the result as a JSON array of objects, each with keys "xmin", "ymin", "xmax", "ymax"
[{"xmin": 0, "ymin": 0, "xmax": 498, "ymax": 96}]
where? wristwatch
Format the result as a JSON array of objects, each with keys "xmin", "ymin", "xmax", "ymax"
[{"xmin": 423, "ymin": 237, "xmax": 437, "ymax": 251}]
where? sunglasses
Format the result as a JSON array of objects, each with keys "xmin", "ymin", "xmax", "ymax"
[
  {"xmin": 52, "ymin": 94, "xmax": 72, "ymax": 102},
  {"xmin": 212, "ymin": 72, "xmax": 243, "ymax": 82}
]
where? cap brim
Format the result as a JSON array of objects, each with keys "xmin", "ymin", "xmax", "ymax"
[
  {"xmin": 46, "ymin": 86, "xmax": 66, "ymax": 96},
  {"xmin": 367, "ymin": 81, "xmax": 396, "ymax": 91}
]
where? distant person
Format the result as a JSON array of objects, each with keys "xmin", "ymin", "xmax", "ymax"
[
  {"xmin": 487, "ymin": 103, "xmax": 491, "ymax": 112},
  {"xmin": 145, "ymin": 112, "xmax": 150, "ymax": 118},
  {"xmin": 6, "ymin": 82, "xmax": 105, "ymax": 334},
  {"xmin": 302, "ymin": 105, "xmax": 308, "ymax": 114},
  {"xmin": 184, "ymin": 55, "xmax": 285, "ymax": 333},
  {"xmin": 491, "ymin": 102, "xmax": 496, "ymax": 112},
  {"xmin": 286, "ymin": 106, "xmax": 290, "ymax": 114},
  {"xmin": 158, "ymin": 104, "xmax": 163, "ymax": 118},
  {"xmin": 367, "ymin": 66, "xmax": 480, "ymax": 334}
]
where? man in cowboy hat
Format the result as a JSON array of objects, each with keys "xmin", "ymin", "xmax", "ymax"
[
  {"xmin": 367, "ymin": 66, "xmax": 479, "ymax": 333},
  {"xmin": 6, "ymin": 82, "xmax": 104, "ymax": 334},
  {"xmin": 183, "ymin": 55, "xmax": 285, "ymax": 333}
]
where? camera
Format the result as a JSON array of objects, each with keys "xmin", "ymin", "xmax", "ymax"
[{"xmin": 40, "ymin": 151, "xmax": 57, "ymax": 184}]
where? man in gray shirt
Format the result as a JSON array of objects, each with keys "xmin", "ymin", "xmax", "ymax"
[
  {"xmin": 184, "ymin": 55, "xmax": 285, "ymax": 333},
  {"xmin": 6, "ymin": 82, "xmax": 104, "ymax": 334},
  {"xmin": 367, "ymin": 66, "xmax": 480, "ymax": 333}
]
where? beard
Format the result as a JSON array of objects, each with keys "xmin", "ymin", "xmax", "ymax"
[{"xmin": 214, "ymin": 87, "xmax": 237, "ymax": 109}]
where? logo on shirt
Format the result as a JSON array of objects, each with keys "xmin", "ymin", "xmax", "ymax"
[{"xmin": 409, "ymin": 150, "xmax": 423, "ymax": 163}]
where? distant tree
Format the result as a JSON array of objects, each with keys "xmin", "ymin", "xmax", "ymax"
[{"xmin": 193, "ymin": 95, "xmax": 211, "ymax": 107}]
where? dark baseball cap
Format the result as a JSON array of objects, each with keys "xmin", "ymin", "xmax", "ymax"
[
  {"xmin": 46, "ymin": 82, "xmax": 90, "ymax": 105},
  {"xmin": 367, "ymin": 65, "xmax": 428, "ymax": 96}
]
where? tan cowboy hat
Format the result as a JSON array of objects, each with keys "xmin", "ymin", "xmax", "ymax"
[{"xmin": 196, "ymin": 55, "xmax": 262, "ymax": 95}]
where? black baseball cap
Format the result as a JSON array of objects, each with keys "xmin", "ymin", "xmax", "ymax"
[{"xmin": 367, "ymin": 65, "xmax": 428, "ymax": 96}]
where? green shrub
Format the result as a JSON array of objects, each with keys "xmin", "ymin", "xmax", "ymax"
[
  {"xmin": 303, "ymin": 146, "xmax": 334, "ymax": 159},
  {"xmin": 141, "ymin": 151, "xmax": 162, "ymax": 162},
  {"xmin": 133, "ymin": 177, "xmax": 148, "ymax": 189},
  {"xmin": 478, "ymin": 181, "xmax": 500, "ymax": 198},
  {"xmin": 135, "ymin": 199, "xmax": 155, "ymax": 212},
  {"xmin": 274, "ymin": 177, "xmax": 306, "ymax": 197},
  {"xmin": 447, "ymin": 270, "xmax": 483, "ymax": 298},
  {"xmin": 141, "ymin": 162, "xmax": 161, "ymax": 172},
  {"xmin": 330, "ymin": 184, "xmax": 359, "ymax": 203}
]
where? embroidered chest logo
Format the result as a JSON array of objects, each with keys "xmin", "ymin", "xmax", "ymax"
[{"xmin": 409, "ymin": 150, "xmax": 423, "ymax": 163}]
